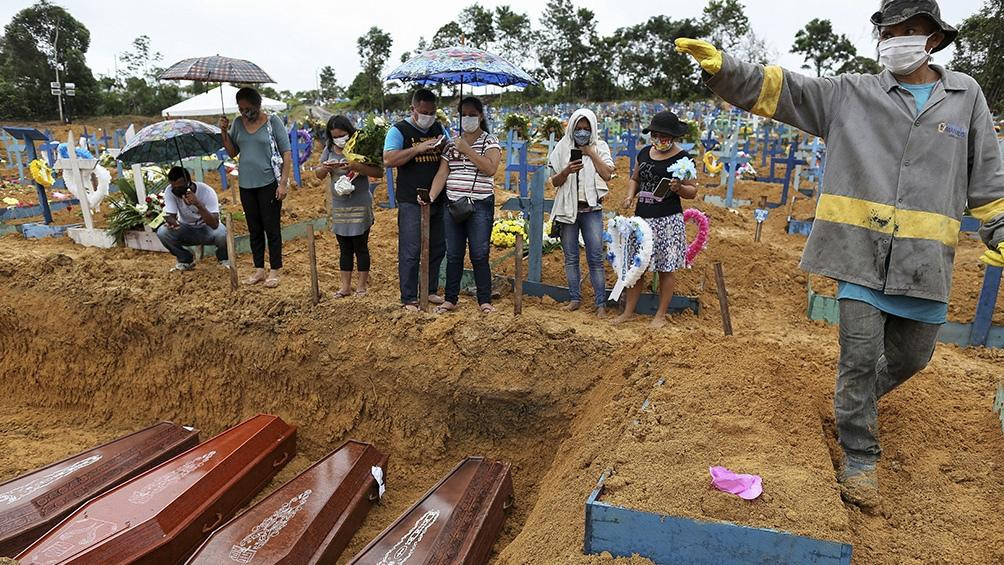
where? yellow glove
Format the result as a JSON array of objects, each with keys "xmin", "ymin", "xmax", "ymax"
[
  {"xmin": 675, "ymin": 38, "xmax": 723, "ymax": 75},
  {"xmin": 980, "ymin": 242, "xmax": 1004, "ymax": 268}
]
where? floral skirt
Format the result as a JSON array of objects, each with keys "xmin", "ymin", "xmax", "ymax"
[{"xmin": 642, "ymin": 214, "xmax": 687, "ymax": 272}]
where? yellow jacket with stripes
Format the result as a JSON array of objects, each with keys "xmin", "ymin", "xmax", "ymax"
[{"xmin": 706, "ymin": 53, "xmax": 1004, "ymax": 302}]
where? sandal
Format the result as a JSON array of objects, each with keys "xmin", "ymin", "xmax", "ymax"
[
  {"xmin": 263, "ymin": 276, "xmax": 280, "ymax": 288},
  {"xmin": 402, "ymin": 302, "xmax": 420, "ymax": 312},
  {"xmin": 333, "ymin": 290, "xmax": 352, "ymax": 299},
  {"xmin": 428, "ymin": 294, "xmax": 445, "ymax": 305},
  {"xmin": 479, "ymin": 303, "xmax": 496, "ymax": 314},
  {"xmin": 355, "ymin": 288, "xmax": 369, "ymax": 296},
  {"xmin": 433, "ymin": 302, "xmax": 457, "ymax": 314},
  {"xmin": 246, "ymin": 271, "xmax": 267, "ymax": 285}
]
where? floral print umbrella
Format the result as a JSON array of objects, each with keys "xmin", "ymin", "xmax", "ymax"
[
  {"xmin": 117, "ymin": 119, "xmax": 222, "ymax": 165},
  {"xmin": 386, "ymin": 45, "xmax": 538, "ymax": 87}
]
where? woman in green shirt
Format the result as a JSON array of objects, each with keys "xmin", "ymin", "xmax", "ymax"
[{"xmin": 220, "ymin": 87, "xmax": 292, "ymax": 288}]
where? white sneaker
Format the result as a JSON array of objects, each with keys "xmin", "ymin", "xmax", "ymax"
[
  {"xmin": 172, "ymin": 262, "xmax": 195, "ymax": 272},
  {"xmin": 219, "ymin": 260, "xmax": 231, "ymax": 269}
]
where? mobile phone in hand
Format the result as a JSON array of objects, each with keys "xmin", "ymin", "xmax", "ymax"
[
  {"xmin": 417, "ymin": 188, "xmax": 431, "ymax": 203},
  {"xmin": 570, "ymin": 148, "xmax": 582, "ymax": 162}
]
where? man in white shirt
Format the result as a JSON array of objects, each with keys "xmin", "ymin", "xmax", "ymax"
[{"xmin": 156, "ymin": 166, "xmax": 229, "ymax": 271}]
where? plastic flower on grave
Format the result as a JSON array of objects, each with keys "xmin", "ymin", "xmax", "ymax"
[
  {"xmin": 145, "ymin": 196, "xmax": 153, "ymax": 203},
  {"xmin": 668, "ymin": 157, "xmax": 698, "ymax": 180},
  {"xmin": 602, "ymin": 232, "xmax": 613, "ymax": 244},
  {"xmin": 135, "ymin": 203, "xmax": 148, "ymax": 214}
]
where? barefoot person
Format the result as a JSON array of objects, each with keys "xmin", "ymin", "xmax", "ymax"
[
  {"xmin": 548, "ymin": 108, "xmax": 615, "ymax": 318},
  {"xmin": 156, "ymin": 166, "xmax": 229, "ymax": 271},
  {"xmin": 426, "ymin": 96, "xmax": 501, "ymax": 315},
  {"xmin": 614, "ymin": 111, "xmax": 697, "ymax": 328},
  {"xmin": 220, "ymin": 87, "xmax": 292, "ymax": 288},
  {"xmin": 676, "ymin": 0, "xmax": 1004, "ymax": 509},
  {"xmin": 316, "ymin": 115, "xmax": 383, "ymax": 298},
  {"xmin": 383, "ymin": 89, "xmax": 451, "ymax": 311}
]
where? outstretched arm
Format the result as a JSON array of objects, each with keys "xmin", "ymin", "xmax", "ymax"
[
  {"xmin": 676, "ymin": 38, "xmax": 843, "ymax": 139},
  {"xmin": 966, "ymin": 88, "xmax": 1004, "ymax": 265}
]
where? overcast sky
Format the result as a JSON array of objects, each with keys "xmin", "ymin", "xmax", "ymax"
[{"xmin": 0, "ymin": 0, "xmax": 984, "ymax": 92}]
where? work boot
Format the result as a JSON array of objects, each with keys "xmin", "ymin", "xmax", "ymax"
[{"xmin": 839, "ymin": 456, "xmax": 880, "ymax": 510}]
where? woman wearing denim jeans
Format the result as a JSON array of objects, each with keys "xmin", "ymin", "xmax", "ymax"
[
  {"xmin": 547, "ymin": 109, "xmax": 615, "ymax": 318},
  {"xmin": 427, "ymin": 96, "xmax": 501, "ymax": 314}
]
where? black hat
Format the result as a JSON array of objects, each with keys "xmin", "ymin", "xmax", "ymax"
[
  {"xmin": 642, "ymin": 111, "xmax": 689, "ymax": 138},
  {"xmin": 870, "ymin": 0, "xmax": 958, "ymax": 53}
]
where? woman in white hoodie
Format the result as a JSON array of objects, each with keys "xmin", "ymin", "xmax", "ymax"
[{"xmin": 547, "ymin": 109, "xmax": 615, "ymax": 318}]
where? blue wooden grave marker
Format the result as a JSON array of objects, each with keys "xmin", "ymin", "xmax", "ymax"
[
  {"xmin": 761, "ymin": 140, "xmax": 808, "ymax": 209},
  {"xmin": 617, "ymin": 130, "xmax": 640, "ymax": 176},
  {"xmin": 288, "ymin": 123, "xmax": 303, "ymax": 187},
  {"xmin": 378, "ymin": 167, "xmax": 397, "ymax": 209},
  {"xmin": 721, "ymin": 129, "xmax": 751, "ymax": 209},
  {"xmin": 2, "ymin": 127, "xmax": 56, "ymax": 224}
]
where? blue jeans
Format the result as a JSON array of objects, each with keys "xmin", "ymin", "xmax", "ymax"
[
  {"xmin": 561, "ymin": 210, "xmax": 607, "ymax": 306},
  {"xmin": 444, "ymin": 196, "xmax": 494, "ymax": 305},
  {"xmin": 398, "ymin": 201, "xmax": 445, "ymax": 304},
  {"xmin": 155, "ymin": 223, "xmax": 228, "ymax": 263}
]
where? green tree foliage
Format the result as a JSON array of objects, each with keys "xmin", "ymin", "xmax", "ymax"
[
  {"xmin": 537, "ymin": 0, "xmax": 599, "ymax": 97},
  {"xmin": 459, "ymin": 5, "xmax": 495, "ymax": 49},
  {"xmin": 702, "ymin": 0, "xmax": 750, "ymax": 51},
  {"xmin": 0, "ymin": 0, "xmax": 98, "ymax": 119},
  {"xmin": 837, "ymin": 54, "xmax": 882, "ymax": 75},
  {"xmin": 607, "ymin": 16, "xmax": 708, "ymax": 101},
  {"xmin": 792, "ymin": 18, "xmax": 857, "ymax": 77},
  {"xmin": 431, "ymin": 21, "xmax": 463, "ymax": 49},
  {"xmin": 356, "ymin": 26, "xmax": 393, "ymax": 109},
  {"xmin": 319, "ymin": 65, "xmax": 340, "ymax": 103},
  {"xmin": 98, "ymin": 35, "xmax": 181, "ymax": 116},
  {"xmin": 493, "ymin": 6, "xmax": 532, "ymax": 65},
  {"xmin": 951, "ymin": 0, "xmax": 1003, "ymax": 114}
]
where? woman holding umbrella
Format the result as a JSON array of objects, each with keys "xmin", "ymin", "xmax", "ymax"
[{"xmin": 220, "ymin": 87, "xmax": 292, "ymax": 288}]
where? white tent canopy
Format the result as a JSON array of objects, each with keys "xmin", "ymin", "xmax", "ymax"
[{"xmin": 161, "ymin": 84, "xmax": 286, "ymax": 117}]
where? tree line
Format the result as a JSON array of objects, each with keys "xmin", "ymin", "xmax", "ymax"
[{"xmin": 0, "ymin": 0, "xmax": 1000, "ymax": 120}]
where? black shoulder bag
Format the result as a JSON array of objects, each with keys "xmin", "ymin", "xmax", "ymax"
[{"xmin": 448, "ymin": 136, "xmax": 487, "ymax": 223}]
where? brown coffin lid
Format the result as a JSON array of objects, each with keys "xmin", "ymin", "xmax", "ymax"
[
  {"xmin": 186, "ymin": 439, "xmax": 388, "ymax": 565},
  {"xmin": 0, "ymin": 421, "xmax": 199, "ymax": 558},
  {"xmin": 16, "ymin": 414, "xmax": 296, "ymax": 565},
  {"xmin": 348, "ymin": 456, "xmax": 513, "ymax": 565}
]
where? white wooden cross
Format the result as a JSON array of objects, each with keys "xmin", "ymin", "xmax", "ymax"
[{"xmin": 53, "ymin": 130, "xmax": 115, "ymax": 247}]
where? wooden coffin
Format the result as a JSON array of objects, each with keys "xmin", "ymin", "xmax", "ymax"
[
  {"xmin": 349, "ymin": 457, "xmax": 513, "ymax": 565},
  {"xmin": 186, "ymin": 440, "xmax": 387, "ymax": 565},
  {"xmin": 17, "ymin": 414, "xmax": 296, "ymax": 565},
  {"xmin": 0, "ymin": 422, "xmax": 199, "ymax": 558}
]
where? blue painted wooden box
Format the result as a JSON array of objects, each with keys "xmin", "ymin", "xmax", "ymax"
[{"xmin": 584, "ymin": 473, "xmax": 853, "ymax": 565}]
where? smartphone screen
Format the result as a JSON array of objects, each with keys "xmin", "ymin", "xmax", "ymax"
[{"xmin": 570, "ymin": 149, "xmax": 583, "ymax": 162}]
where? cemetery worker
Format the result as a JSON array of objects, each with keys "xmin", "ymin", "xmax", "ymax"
[
  {"xmin": 383, "ymin": 88, "xmax": 451, "ymax": 312},
  {"xmin": 548, "ymin": 108, "xmax": 615, "ymax": 318},
  {"xmin": 676, "ymin": 0, "xmax": 1004, "ymax": 510},
  {"xmin": 219, "ymin": 86, "xmax": 292, "ymax": 288},
  {"xmin": 614, "ymin": 111, "xmax": 698, "ymax": 329},
  {"xmin": 156, "ymin": 166, "xmax": 228, "ymax": 271},
  {"xmin": 427, "ymin": 96, "xmax": 502, "ymax": 314},
  {"xmin": 316, "ymin": 115, "xmax": 383, "ymax": 298}
]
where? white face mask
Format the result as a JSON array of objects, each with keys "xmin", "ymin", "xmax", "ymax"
[
  {"xmin": 332, "ymin": 135, "xmax": 349, "ymax": 148},
  {"xmin": 461, "ymin": 116, "xmax": 481, "ymax": 133},
  {"xmin": 878, "ymin": 33, "xmax": 934, "ymax": 75},
  {"xmin": 414, "ymin": 113, "xmax": 436, "ymax": 129}
]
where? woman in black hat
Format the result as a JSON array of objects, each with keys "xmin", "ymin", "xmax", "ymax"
[{"xmin": 614, "ymin": 111, "xmax": 698, "ymax": 328}]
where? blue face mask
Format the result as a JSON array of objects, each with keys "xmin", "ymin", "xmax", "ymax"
[{"xmin": 573, "ymin": 129, "xmax": 591, "ymax": 146}]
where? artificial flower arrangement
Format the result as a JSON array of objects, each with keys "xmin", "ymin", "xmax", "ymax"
[
  {"xmin": 535, "ymin": 116, "xmax": 565, "ymax": 142},
  {"xmin": 490, "ymin": 214, "xmax": 561, "ymax": 254},
  {"xmin": 106, "ymin": 170, "xmax": 169, "ymax": 241},
  {"xmin": 503, "ymin": 113, "xmax": 531, "ymax": 140},
  {"xmin": 344, "ymin": 115, "xmax": 390, "ymax": 168}
]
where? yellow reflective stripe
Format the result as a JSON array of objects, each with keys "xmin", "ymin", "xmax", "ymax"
[
  {"xmin": 751, "ymin": 65, "xmax": 783, "ymax": 118},
  {"xmin": 815, "ymin": 194, "xmax": 960, "ymax": 247},
  {"xmin": 970, "ymin": 198, "xmax": 1004, "ymax": 222}
]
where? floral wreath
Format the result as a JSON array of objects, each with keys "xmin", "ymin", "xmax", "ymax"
[
  {"xmin": 294, "ymin": 128, "xmax": 312, "ymax": 165},
  {"xmin": 683, "ymin": 209, "xmax": 710, "ymax": 267},
  {"xmin": 29, "ymin": 159, "xmax": 55, "ymax": 188},
  {"xmin": 604, "ymin": 215, "xmax": 653, "ymax": 301}
]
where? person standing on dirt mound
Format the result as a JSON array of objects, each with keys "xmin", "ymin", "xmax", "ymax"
[
  {"xmin": 383, "ymin": 89, "xmax": 451, "ymax": 312},
  {"xmin": 156, "ymin": 166, "xmax": 229, "ymax": 271},
  {"xmin": 548, "ymin": 108, "xmax": 615, "ymax": 319},
  {"xmin": 676, "ymin": 0, "xmax": 1004, "ymax": 511},
  {"xmin": 220, "ymin": 87, "xmax": 292, "ymax": 289}
]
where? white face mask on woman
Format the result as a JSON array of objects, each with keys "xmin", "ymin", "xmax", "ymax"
[
  {"xmin": 878, "ymin": 33, "xmax": 934, "ymax": 75},
  {"xmin": 461, "ymin": 116, "xmax": 481, "ymax": 133},
  {"xmin": 332, "ymin": 135, "xmax": 349, "ymax": 148}
]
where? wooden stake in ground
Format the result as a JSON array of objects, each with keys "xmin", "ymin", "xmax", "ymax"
[
  {"xmin": 514, "ymin": 232, "xmax": 524, "ymax": 315},
  {"xmin": 713, "ymin": 261, "xmax": 733, "ymax": 336},
  {"xmin": 225, "ymin": 212, "xmax": 238, "ymax": 290},
  {"xmin": 307, "ymin": 223, "xmax": 320, "ymax": 305},
  {"xmin": 754, "ymin": 196, "xmax": 768, "ymax": 243},
  {"xmin": 419, "ymin": 204, "xmax": 431, "ymax": 312}
]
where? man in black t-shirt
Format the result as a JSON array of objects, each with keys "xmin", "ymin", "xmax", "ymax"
[{"xmin": 383, "ymin": 89, "xmax": 450, "ymax": 310}]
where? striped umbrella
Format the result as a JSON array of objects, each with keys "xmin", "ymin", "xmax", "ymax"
[
  {"xmin": 117, "ymin": 119, "xmax": 222, "ymax": 166},
  {"xmin": 159, "ymin": 55, "xmax": 275, "ymax": 113}
]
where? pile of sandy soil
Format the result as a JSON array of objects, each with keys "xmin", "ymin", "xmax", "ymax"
[{"xmin": 1, "ymin": 117, "xmax": 1002, "ymax": 564}]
